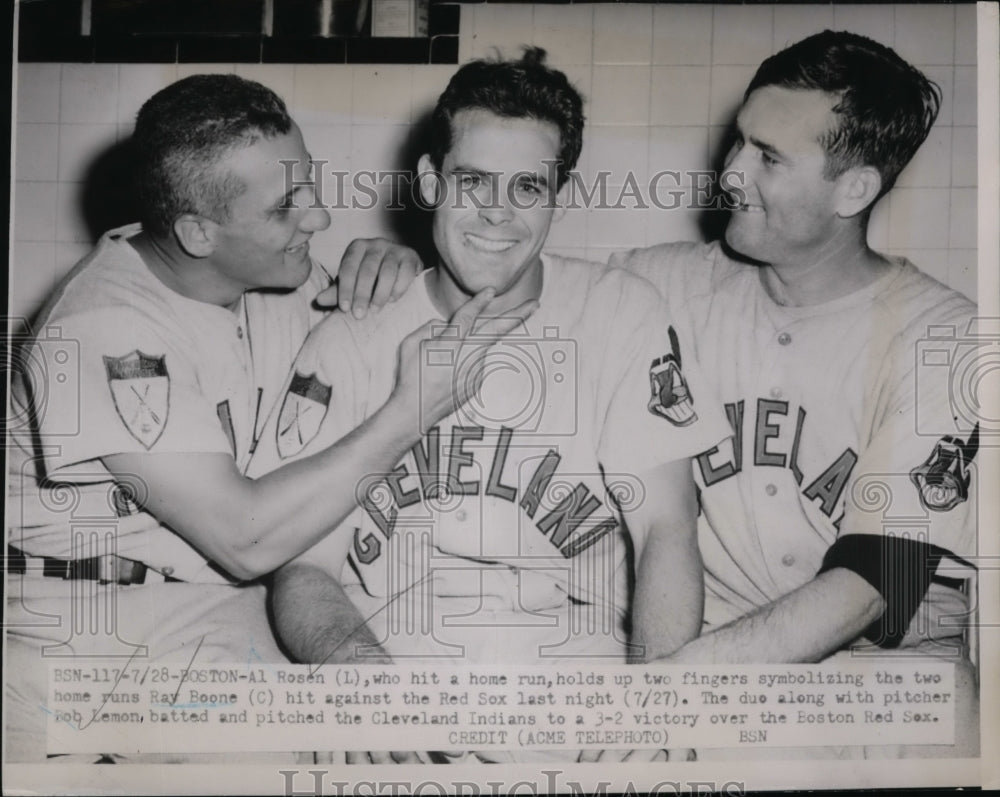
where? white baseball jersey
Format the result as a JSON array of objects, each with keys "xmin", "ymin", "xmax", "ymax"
[
  {"xmin": 614, "ymin": 241, "xmax": 979, "ymax": 647},
  {"xmin": 8, "ymin": 223, "xmax": 329, "ymax": 582},
  {"xmin": 250, "ymin": 254, "xmax": 730, "ymax": 662}
]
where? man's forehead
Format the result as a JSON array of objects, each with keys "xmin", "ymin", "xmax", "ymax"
[
  {"xmin": 446, "ymin": 109, "xmax": 561, "ymax": 159},
  {"xmin": 737, "ymin": 86, "xmax": 838, "ymax": 148}
]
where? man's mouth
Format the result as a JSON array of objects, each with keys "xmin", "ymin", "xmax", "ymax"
[
  {"xmin": 734, "ymin": 203, "xmax": 764, "ymax": 214},
  {"xmin": 465, "ymin": 233, "xmax": 518, "ymax": 253},
  {"xmin": 285, "ymin": 239, "xmax": 310, "ymax": 254}
]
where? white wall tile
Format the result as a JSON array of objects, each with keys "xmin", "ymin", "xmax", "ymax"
[
  {"xmin": 652, "ymin": 4, "xmax": 712, "ymax": 66},
  {"xmin": 712, "ymin": 5, "xmax": 773, "ymax": 66},
  {"xmin": 585, "ymin": 198, "xmax": 648, "ymax": 248},
  {"xmin": 593, "ymin": 4, "xmax": 652, "ymax": 65},
  {"xmin": 116, "ymin": 64, "xmax": 179, "ymax": 125},
  {"xmin": 11, "ymin": 241, "xmax": 56, "ymax": 321},
  {"xmin": 952, "ymin": 66, "xmax": 977, "ymax": 126},
  {"xmin": 57, "ymin": 123, "xmax": 118, "ymax": 183},
  {"xmin": 772, "ymin": 5, "xmax": 834, "ymax": 52},
  {"xmin": 299, "ymin": 124, "xmax": 352, "ymax": 176},
  {"xmin": 954, "ymin": 4, "xmax": 977, "ymax": 66},
  {"xmin": 589, "ymin": 65, "xmax": 650, "ymax": 125},
  {"xmin": 887, "ymin": 187, "xmax": 951, "ymax": 250},
  {"xmin": 534, "ymin": 5, "xmax": 593, "ymax": 66},
  {"xmin": 350, "ymin": 123, "xmax": 412, "ymax": 179},
  {"xmin": 951, "ymin": 127, "xmax": 977, "ymax": 187},
  {"xmin": 948, "ymin": 248, "xmax": 977, "ymax": 301},
  {"xmin": 16, "ymin": 63, "xmax": 61, "ymax": 123},
  {"xmin": 468, "ymin": 4, "xmax": 535, "ymax": 61},
  {"xmin": 895, "ymin": 127, "xmax": 951, "ymax": 188},
  {"xmin": 410, "ymin": 65, "xmax": 456, "ymax": 123},
  {"xmin": 352, "ymin": 67, "xmax": 413, "ymax": 125},
  {"xmin": 709, "ymin": 65, "xmax": 752, "ymax": 127},
  {"xmin": 55, "ymin": 182, "xmax": 92, "ymax": 243},
  {"xmin": 648, "ymin": 126, "xmax": 708, "ymax": 180},
  {"xmin": 893, "ymin": 4, "xmax": 954, "ymax": 66},
  {"xmin": 948, "ymin": 187, "xmax": 977, "ymax": 250},
  {"xmin": 293, "ymin": 65, "xmax": 353, "ymax": 126},
  {"xmin": 832, "ymin": 5, "xmax": 895, "ymax": 49},
  {"xmin": 584, "ymin": 125, "xmax": 649, "ymax": 185},
  {"xmin": 60, "ymin": 65, "xmax": 118, "ymax": 124},
  {"xmin": 651, "ymin": 66, "xmax": 710, "ymax": 126},
  {"xmin": 14, "ymin": 182, "xmax": 58, "ymax": 242},
  {"xmin": 15, "ymin": 123, "xmax": 59, "ymax": 182}
]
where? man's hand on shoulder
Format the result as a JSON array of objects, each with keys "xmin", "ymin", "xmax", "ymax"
[{"xmin": 316, "ymin": 238, "xmax": 423, "ymax": 318}]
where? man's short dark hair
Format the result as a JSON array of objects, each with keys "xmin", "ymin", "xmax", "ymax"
[
  {"xmin": 133, "ymin": 74, "xmax": 293, "ymax": 238},
  {"xmin": 746, "ymin": 30, "xmax": 941, "ymax": 197},
  {"xmin": 428, "ymin": 47, "xmax": 585, "ymax": 189}
]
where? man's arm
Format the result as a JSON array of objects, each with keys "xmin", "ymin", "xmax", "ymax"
[
  {"xmin": 104, "ymin": 290, "xmax": 536, "ymax": 581},
  {"xmin": 627, "ymin": 459, "xmax": 703, "ymax": 663},
  {"xmin": 660, "ymin": 569, "xmax": 884, "ymax": 664}
]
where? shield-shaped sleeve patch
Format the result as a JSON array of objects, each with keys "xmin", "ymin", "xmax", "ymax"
[
  {"xmin": 103, "ymin": 351, "xmax": 170, "ymax": 449},
  {"xmin": 277, "ymin": 371, "xmax": 333, "ymax": 459}
]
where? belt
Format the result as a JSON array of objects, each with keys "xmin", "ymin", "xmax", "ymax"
[{"xmin": 6, "ymin": 544, "xmax": 182, "ymax": 585}]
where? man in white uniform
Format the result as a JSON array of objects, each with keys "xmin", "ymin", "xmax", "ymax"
[
  {"xmin": 249, "ymin": 50, "xmax": 729, "ymax": 761},
  {"xmin": 617, "ymin": 31, "xmax": 979, "ymax": 757},
  {"xmin": 5, "ymin": 74, "xmax": 528, "ymax": 761}
]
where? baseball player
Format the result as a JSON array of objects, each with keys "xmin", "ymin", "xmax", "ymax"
[
  {"xmin": 614, "ymin": 31, "xmax": 979, "ymax": 757},
  {"xmin": 248, "ymin": 49, "xmax": 729, "ymax": 762},
  {"xmin": 5, "ymin": 74, "xmax": 525, "ymax": 762}
]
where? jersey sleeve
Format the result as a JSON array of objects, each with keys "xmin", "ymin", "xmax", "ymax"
[
  {"xmin": 840, "ymin": 311, "xmax": 980, "ymax": 561},
  {"xmin": 27, "ymin": 309, "xmax": 233, "ymax": 480},
  {"xmin": 595, "ymin": 278, "xmax": 731, "ymax": 478},
  {"xmin": 246, "ymin": 313, "xmax": 370, "ymax": 478}
]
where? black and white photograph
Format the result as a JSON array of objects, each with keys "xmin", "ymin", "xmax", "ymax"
[{"xmin": 4, "ymin": 1, "xmax": 998, "ymax": 793}]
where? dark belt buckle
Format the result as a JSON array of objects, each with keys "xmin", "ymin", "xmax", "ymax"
[{"xmin": 98, "ymin": 555, "xmax": 147, "ymax": 585}]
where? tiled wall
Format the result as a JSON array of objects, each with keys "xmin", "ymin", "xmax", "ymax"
[{"xmin": 11, "ymin": 4, "xmax": 979, "ymax": 321}]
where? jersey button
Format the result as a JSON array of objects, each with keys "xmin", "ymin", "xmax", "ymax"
[
  {"xmin": 162, "ymin": 566, "xmax": 175, "ymax": 576},
  {"xmin": 456, "ymin": 509, "xmax": 468, "ymax": 522},
  {"xmin": 770, "ymin": 387, "xmax": 783, "ymax": 399},
  {"xmin": 778, "ymin": 332, "xmax": 792, "ymax": 346},
  {"xmin": 765, "ymin": 484, "xmax": 777, "ymax": 496},
  {"xmin": 236, "ymin": 326, "xmax": 244, "ymax": 340},
  {"xmin": 781, "ymin": 554, "xmax": 795, "ymax": 567}
]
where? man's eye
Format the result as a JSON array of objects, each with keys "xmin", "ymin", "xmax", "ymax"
[
  {"xmin": 458, "ymin": 174, "xmax": 481, "ymax": 189},
  {"xmin": 516, "ymin": 180, "xmax": 541, "ymax": 195},
  {"xmin": 761, "ymin": 152, "xmax": 779, "ymax": 166}
]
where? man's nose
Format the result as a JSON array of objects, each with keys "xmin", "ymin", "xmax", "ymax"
[{"xmin": 301, "ymin": 203, "xmax": 331, "ymax": 232}]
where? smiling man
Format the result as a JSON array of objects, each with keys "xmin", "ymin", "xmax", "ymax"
[
  {"xmin": 614, "ymin": 31, "xmax": 979, "ymax": 756},
  {"xmin": 5, "ymin": 74, "xmax": 528, "ymax": 762},
  {"xmin": 249, "ymin": 49, "xmax": 729, "ymax": 763}
]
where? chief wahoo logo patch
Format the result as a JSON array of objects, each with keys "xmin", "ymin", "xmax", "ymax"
[
  {"xmin": 104, "ymin": 351, "xmax": 169, "ymax": 449},
  {"xmin": 910, "ymin": 425, "xmax": 979, "ymax": 512},
  {"xmin": 648, "ymin": 326, "xmax": 697, "ymax": 427},
  {"xmin": 277, "ymin": 371, "xmax": 332, "ymax": 459}
]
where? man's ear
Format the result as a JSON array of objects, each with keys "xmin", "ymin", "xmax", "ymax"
[
  {"xmin": 417, "ymin": 154, "xmax": 442, "ymax": 208},
  {"xmin": 172, "ymin": 214, "xmax": 218, "ymax": 258},
  {"xmin": 835, "ymin": 165, "xmax": 882, "ymax": 219}
]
